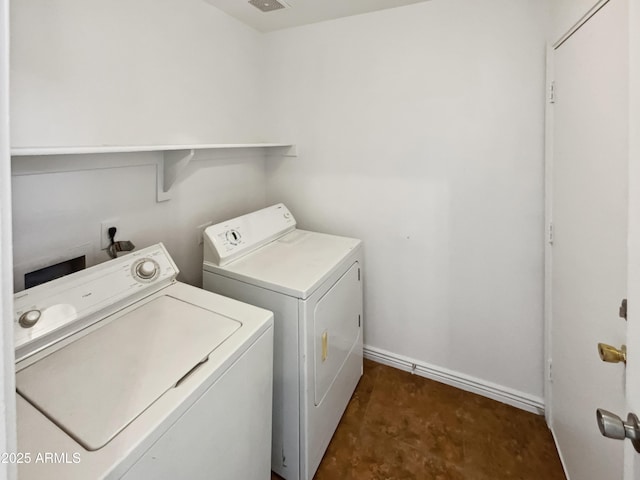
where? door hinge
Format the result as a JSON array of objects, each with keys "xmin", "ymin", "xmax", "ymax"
[
  {"xmin": 358, "ymin": 268, "xmax": 361, "ymax": 281},
  {"xmin": 548, "ymin": 222, "xmax": 554, "ymax": 245},
  {"xmin": 548, "ymin": 360, "xmax": 553, "ymax": 382},
  {"xmin": 620, "ymin": 298, "xmax": 628, "ymax": 321},
  {"xmin": 358, "ymin": 314, "xmax": 361, "ymax": 327},
  {"xmin": 549, "ymin": 81, "xmax": 556, "ymax": 104}
]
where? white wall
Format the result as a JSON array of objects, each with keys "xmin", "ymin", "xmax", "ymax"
[
  {"xmin": 10, "ymin": 0, "xmax": 266, "ymax": 147},
  {"xmin": 10, "ymin": 0, "xmax": 271, "ymax": 288},
  {"xmin": 11, "ymin": 153, "xmax": 267, "ymax": 289},
  {"xmin": 262, "ymin": 0, "xmax": 548, "ymax": 399}
]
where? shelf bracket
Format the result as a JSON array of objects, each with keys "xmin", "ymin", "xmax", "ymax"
[
  {"xmin": 283, "ymin": 144, "xmax": 298, "ymax": 157},
  {"xmin": 267, "ymin": 144, "xmax": 298, "ymax": 158},
  {"xmin": 156, "ymin": 149, "xmax": 195, "ymax": 202}
]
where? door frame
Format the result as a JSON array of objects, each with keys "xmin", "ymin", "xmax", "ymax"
[
  {"xmin": 0, "ymin": 0, "xmax": 17, "ymax": 476},
  {"xmin": 543, "ymin": 40, "xmax": 554, "ymax": 427}
]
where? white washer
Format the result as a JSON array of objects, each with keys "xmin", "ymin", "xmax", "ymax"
[
  {"xmin": 14, "ymin": 243, "xmax": 274, "ymax": 480},
  {"xmin": 202, "ymin": 204, "xmax": 363, "ymax": 480}
]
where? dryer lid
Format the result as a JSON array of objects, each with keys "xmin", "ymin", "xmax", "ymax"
[{"xmin": 16, "ymin": 295, "xmax": 240, "ymax": 451}]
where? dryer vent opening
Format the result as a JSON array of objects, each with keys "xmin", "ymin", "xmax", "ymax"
[{"xmin": 248, "ymin": 0, "xmax": 290, "ymax": 13}]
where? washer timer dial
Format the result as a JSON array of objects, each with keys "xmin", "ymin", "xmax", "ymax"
[{"xmin": 226, "ymin": 229, "xmax": 242, "ymax": 245}]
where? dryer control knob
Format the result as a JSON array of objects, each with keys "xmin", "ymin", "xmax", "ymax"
[
  {"xmin": 226, "ymin": 229, "xmax": 242, "ymax": 245},
  {"xmin": 136, "ymin": 260, "xmax": 158, "ymax": 279},
  {"xmin": 19, "ymin": 309, "xmax": 41, "ymax": 328}
]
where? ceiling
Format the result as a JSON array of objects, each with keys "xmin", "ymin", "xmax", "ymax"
[{"xmin": 205, "ymin": 0, "xmax": 430, "ymax": 33}]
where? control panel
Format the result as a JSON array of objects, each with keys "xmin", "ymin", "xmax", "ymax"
[
  {"xmin": 14, "ymin": 243, "xmax": 178, "ymax": 353},
  {"xmin": 203, "ymin": 203, "xmax": 296, "ymax": 266}
]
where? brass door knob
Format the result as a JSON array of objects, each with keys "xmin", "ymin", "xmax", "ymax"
[{"xmin": 598, "ymin": 343, "xmax": 627, "ymax": 364}]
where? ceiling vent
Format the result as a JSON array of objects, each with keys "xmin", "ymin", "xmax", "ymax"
[{"xmin": 248, "ymin": 0, "xmax": 290, "ymax": 13}]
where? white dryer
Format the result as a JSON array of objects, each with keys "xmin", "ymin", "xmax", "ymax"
[
  {"xmin": 14, "ymin": 243, "xmax": 274, "ymax": 480},
  {"xmin": 202, "ymin": 204, "xmax": 363, "ymax": 480}
]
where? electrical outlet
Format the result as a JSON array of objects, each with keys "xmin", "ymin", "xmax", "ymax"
[
  {"xmin": 101, "ymin": 218, "xmax": 120, "ymax": 250},
  {"xmin": 196, "ymin": 221, "xmax": 213, "ymax": 245}
]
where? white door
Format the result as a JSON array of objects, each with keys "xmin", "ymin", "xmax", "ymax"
[
  {"xmin": 626, "ymin": 0, "xmax": 640, "ymax": 476},
  {"xmin": 550, "ymin": 0, "xmax": 630, "ymax": 479}
]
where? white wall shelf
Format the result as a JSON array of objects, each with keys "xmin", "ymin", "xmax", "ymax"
[
  {"xmin": 11, "ymin": 143, "xmax": 297, "ymax": 202},
  {"xmin": 10, "ymin": 143, "xmax": 297, "ymax": 157}
]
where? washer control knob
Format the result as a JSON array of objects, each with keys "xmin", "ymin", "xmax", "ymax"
[
  {"xmin": 19, "ymin": 310, "xmax": 42, "ymax": 328},
  {"xmin": 284, "ymin": 212, "xmax": 291, "ymax": 219},
  {"xmin": 136, "ymin": 260, "xmax": 158, "ymax": 279}
]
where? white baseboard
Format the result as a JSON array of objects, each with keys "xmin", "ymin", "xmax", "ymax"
[{"xmin": 363, "ymin": 345, "xmax": 545, "ymax": 415}]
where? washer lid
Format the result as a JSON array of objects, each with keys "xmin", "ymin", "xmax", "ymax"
[
  {"xmin": 16, "ymin": 295, "xmax": 240, "ymax": 451},
  {"xmin": 204, "ymin": 229, "xmax": 361, "ymax": 299}
]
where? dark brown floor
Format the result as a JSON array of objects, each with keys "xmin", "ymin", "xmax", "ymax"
[{"xmin": 274, "ymin": 359, "xmax": 566, "ymax": 480}]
